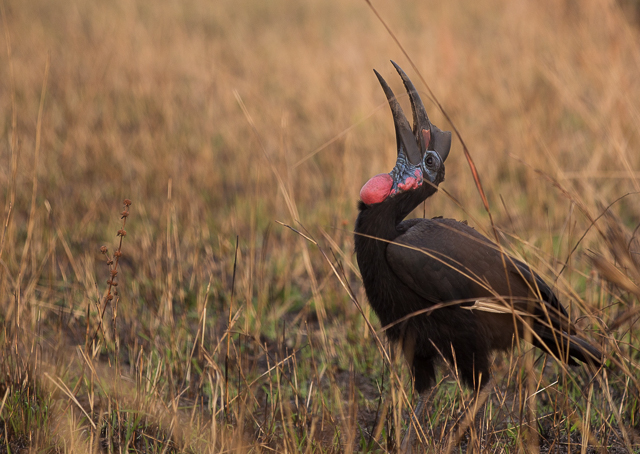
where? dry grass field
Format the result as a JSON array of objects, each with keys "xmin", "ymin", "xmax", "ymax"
[{"xmin": 1, "ymin": 0, "xmax": 640, "ymax": 451}]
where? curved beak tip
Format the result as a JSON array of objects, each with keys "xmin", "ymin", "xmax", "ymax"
[{"xmin": 374, "ymin": 62, "xmax": 452, "ymax": 165}]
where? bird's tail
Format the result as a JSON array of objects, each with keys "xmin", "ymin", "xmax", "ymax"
[{"xmin": 533, "ymin": 326, "xmax": 603, "ymax": 367}]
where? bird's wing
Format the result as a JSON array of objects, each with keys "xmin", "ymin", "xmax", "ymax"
[
  {"xmin": 386, "ymin": 218, "xmax": 568, "ymax": 320},
  {"xmin": 386, "ymin": 218, "xmax": 600, "ymax": 365}
]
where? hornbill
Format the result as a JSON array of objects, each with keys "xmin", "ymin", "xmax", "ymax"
[{"xmin": 354, "ymin": 62, "xmax": 602, "ymax": 447}]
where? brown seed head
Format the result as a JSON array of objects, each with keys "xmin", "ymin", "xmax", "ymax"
[
  {"xmin": 124, "ymin": 199, "xmax": 132, "ymax": 207},
  {"xmin": 107, "ymin": 280, "xmax": 113, "ymax": 285},
  {"xmin": 114, "ymin": 251, "xmax": 122, "ymax": 258},
  {"xmin": 107, "ymin": 259, "xmax": 114, "ymax": 266},
  {"xmin": 117, "ymin": 229, "xmax": 127, "ymax": 237},
  {"xmin": 107, "ymin": 294, "xmax": 114, "ymax": 301},
  {"xmin": 100, "ymin": 246, "xmax": 108, "ymax": 254},
  {"xmin": 111, "ymin": 269, "xmax": 118, "ymax": 277},
  {"xmin": 121, "ymin": 211, "xmax": 129, "ymax": 218}
]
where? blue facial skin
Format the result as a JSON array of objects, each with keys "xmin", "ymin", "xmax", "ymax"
[{"xmin": 388, "ymin": 150, "xmax": 441, "ymax": 197}]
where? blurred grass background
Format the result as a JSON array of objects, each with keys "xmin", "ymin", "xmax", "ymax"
[{"xmin": 1, "ymin": 0, "xmax": 640, "ymax": 451}]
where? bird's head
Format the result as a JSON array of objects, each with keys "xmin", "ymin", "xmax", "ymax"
[{"xmin": 360, "ymin": 62, "xmax": 452, "ymax": 207}]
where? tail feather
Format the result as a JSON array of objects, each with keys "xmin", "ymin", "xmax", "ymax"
[{"xmin": 533, "ymin": 326, "xmax": 603, "ymax": 367}]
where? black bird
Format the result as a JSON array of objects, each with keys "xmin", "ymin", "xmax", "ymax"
[{"xmin": 354, "ymin": 62, "xmax": 602, "ymax": 446}]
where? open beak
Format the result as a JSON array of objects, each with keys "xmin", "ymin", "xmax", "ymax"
[{"xmin": 374, "ymin": 61, "xmax": 451, "ymax": 164}]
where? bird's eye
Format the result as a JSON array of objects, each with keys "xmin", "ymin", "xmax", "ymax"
[{"xmin": 426, "ymin": 155, "xmax": 435, "ymax": 167}]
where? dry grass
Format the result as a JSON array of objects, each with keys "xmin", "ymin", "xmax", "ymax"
[{"xmin": 1, "ymin": 0, "xmax": 640, "ymax": 451}]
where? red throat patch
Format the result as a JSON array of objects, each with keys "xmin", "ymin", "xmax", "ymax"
[{"xmin": 360, "ymin": 174, "xmax": 393, "ymax": 205}]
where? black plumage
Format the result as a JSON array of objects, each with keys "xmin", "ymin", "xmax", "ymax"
[{"xmin": 354, "ymin": 62, "xmax": 602, "ymax": 407}]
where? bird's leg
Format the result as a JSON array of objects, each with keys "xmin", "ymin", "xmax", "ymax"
[{"xmin": 400, "ymin": 392, "xmax": 429, "ymax": 453}]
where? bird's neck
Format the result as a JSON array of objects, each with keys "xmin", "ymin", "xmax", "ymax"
[
  {"xmin": 353, "ymin": 187, "xmax": 435, "ymax": 300},
  {"xmin": 355, "ymin": 201, "xmax": 402, "ymax": 245},
  {"xmin": 355, "ymin": 185, "xmax": 434, "ymax": 239},
  {"xmin": 354, "ymin": 191, "xmax": 426, "ymax": 281}
]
